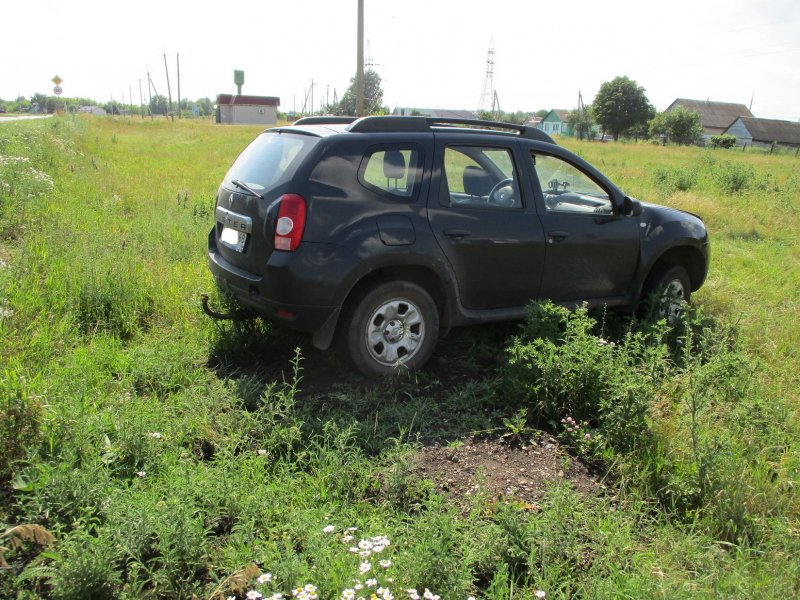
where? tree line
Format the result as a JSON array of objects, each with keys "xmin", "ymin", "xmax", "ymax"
[{"xmin": 0, "ymin": 94, "xmax": 216, "ymax": 118}]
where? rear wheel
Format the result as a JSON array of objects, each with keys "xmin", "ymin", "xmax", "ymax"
[
  {"xmin": 642, "ymin": 264, "xmax": 691, "ymax": 324},
  {"xmin": 345, "ymin": 281, "xmax": 439, "ymax": 377}
]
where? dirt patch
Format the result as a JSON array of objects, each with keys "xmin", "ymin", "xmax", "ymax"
[{"xmin": 412, "ymin": 436, "xmax": 603, "ymax": 509}]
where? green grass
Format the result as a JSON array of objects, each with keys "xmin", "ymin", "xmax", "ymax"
[{"xmin": 1, "ymin": 117, "xmax": 799, "ymax": 598}]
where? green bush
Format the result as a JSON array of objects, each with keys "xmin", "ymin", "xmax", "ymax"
[
  {"xmin": 652, "ymin": 166, "xmax": 699, "ymax": 194},
  {"xmin": 713, "ymin": 160, "xmax": 755, "ymax": 194},
  {"xmin": 26, "ymin": 529, "xmax": 121, "ymax": 600},
  {"xmin": 504, "ymin": 302, "xmax": 763, "ymax": 542},
  {"xmin": 648, "ymin": 107, "xmax": 703, "ymax": 145},
  {"xmin": 708, "ymin": 134, "xmax": 737, "ymax": 149},
  {"xmin": 0, "ymin": 370, "xmax": 41, "ymax": 481}
]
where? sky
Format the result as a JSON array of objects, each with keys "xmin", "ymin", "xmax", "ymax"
[{"xmin": 2, "ymin": 0, "xmax": 799, "ymax": 121}]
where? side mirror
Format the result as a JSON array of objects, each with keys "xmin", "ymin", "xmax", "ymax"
[{"xmin": 623, "ymin": 196, "xmax": 643, "ymax": 217}]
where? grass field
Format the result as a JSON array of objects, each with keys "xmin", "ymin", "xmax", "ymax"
[{"xmin": 1, "ymin": 116, "xmax": 798, "ymax": 599}]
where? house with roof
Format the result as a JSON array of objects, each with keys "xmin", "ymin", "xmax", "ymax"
[
  {"xmin": 537, "ymin": 109, "xmax": 572, "ymax": 136},
  {"xmin": 216, "ymin": 94, "xmax": 280, "ymax": 125},
  {"xmin": 392, "ymin": 107, "xmax": 476, "ymax": 119},
  {"xmin": 723, "ymin": 117, "xmax": 800, "ymax": 149},
  {"xmin": 665, "ymin": 98, "xmax": 752, "ymax": 137}
]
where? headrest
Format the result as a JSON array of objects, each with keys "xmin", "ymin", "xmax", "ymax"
[
  {"xmin": 383, "ymin": 150, "xmax": 406, "ymax": 179},
  {"xmin": 463, "ymin": 165, "xmax": 492, "ymax": 197}
]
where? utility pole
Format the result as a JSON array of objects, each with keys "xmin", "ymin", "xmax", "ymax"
[
  {"xmin": 356, "ymin": 0, "xmax": 364, "ymax": 116},
  {"xmin": 129, "ymin": 85, "xmax": 133, "ymax": 117},
  {"xmin": 177, "ymin": 54, "xmax": 181, "ymax": 119},
  {"xmin": 163, "ymin": 52, "xmax": 173, "ymax": 119},
  {"xmin": 147, "ymin": 72, "xmax": 156, "ymax": 119},
  {"xmin": 139, "ymin": 79, "xmax": 145, "ymax": 120}
]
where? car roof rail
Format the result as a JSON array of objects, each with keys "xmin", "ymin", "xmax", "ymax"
[
  {"xmin": 346, "ymin": 116, "xmax": 431, "ymax": 133},
  {"xmin": 344, "ymin": 115, "xmax": 556, "ymax": 144},
  {"xmin": 292, "ymin": 116, "xmax": 358, "ymax": 126},
  {"xmin": 426, "ymin": 117, "xmax": 556, "ymax": 144}
]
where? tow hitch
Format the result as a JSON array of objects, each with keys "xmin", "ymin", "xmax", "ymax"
[{"xmin": 200, "ymin": 293, "xmax": 252, "ymax": 321}]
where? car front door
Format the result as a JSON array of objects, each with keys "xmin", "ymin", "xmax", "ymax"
[
  {"xmin": 428, "ymin": 142, "xmax": 546, "ymax": 310},
  {"xmin": 529, "ymin": 151, "xmax": 640, "ymax": 303}
]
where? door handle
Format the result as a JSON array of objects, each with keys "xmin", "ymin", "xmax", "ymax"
[
  {"xmin": 548, "ymin": 231, "xmax": 570, "ymax": 243},
  {"xmin": 443, "ymin": 229, "xmax": 470, "ymax": 239}
]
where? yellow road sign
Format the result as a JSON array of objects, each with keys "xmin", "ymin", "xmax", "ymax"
[{"xmin": 52, "ymin": 75, "xmax": 63, "ymax": 85}]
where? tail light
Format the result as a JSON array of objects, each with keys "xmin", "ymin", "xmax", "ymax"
[{"xmin": 273, "ymin": 194, "xmax": 306, "ymax": 252}]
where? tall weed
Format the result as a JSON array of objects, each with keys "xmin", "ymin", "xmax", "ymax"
[
  {"xmin": 504, "ymin": 302, "xmax": 776, "ymax": 543},
  {"xmin": 712, "ymin": 160, "xmax": 756, "ymax": 194},
  {"xmin": 0, "ymin": 370, "xmax": 42, "ymax": 481}
]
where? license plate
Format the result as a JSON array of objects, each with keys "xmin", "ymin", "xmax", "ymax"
[{"xmin": 220, "ymin": 227, "xmax": 247, "ymax": 252}]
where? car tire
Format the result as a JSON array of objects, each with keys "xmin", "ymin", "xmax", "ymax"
[
  {"xmin": 642, "ymin": 264, "xmax": 691, "ymax": 324},
  {"xmin": 344, "ymin": 281, "xmax": 439, "ymax": 377}
]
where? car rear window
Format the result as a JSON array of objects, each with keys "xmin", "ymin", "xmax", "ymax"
[{"xmin": 223, "ymin": 132, "xmax": 318, "ymax": 195}]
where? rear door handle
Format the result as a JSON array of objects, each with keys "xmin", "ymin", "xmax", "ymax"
[
  {"xmin": 444, "ymin": 229, "xmax": 470, "ymax": 239},
  {"xmin": 548, "ymin": 230, "xmax": 570, "ymax": 243}
]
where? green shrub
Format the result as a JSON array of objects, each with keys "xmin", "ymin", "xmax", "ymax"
[
  {"xmin": 24, "ymin": 528, "xmax": 121, "ymax": 600},
  {"xmin": 71, "ymin": 263, "xmax": 155, "ymax": 340},
  {"xmin": 504, "ymin": 302, "xmax": 763, "ymax": 542},
  {"xmin": 652, "ymin": 166, "xmax": 699, "ymax": 194},
  {"xmin": 0, "ymin": 370, "xmax": 41, "ymax": 481},
  {"xmin": 708, "ymin": 134, "xmax": 737, "ymax": 149},
  {"xmin": 712, "ymin": 160, "xmax": 755, "ymax": 194}
]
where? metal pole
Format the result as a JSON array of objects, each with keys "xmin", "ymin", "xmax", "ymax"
[{"xmin": 356, "ymin": 0, "xmax": 364, "ymax": 116}]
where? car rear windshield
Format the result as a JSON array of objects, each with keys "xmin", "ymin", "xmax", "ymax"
[{"xmin": 223, "ymin": 132, "xmax": 319, "ymax": 195}]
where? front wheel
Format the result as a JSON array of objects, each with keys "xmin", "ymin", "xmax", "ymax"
[
  {"xmin": 345, "ymin": 281, "xmax": 439, "ymax": 377},
  {"xmin": 642, "ymin": 264, "xmax": 691, "ymax": 324}
]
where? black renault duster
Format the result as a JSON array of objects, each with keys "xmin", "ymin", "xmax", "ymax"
[{"xmin": 208, "ymin": 116, "xmax": 709, "ymax": 375}]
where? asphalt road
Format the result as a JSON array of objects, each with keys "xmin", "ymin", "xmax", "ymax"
[{"xmin": 0, "ymin": 114, "xmax": 53, "ymax": 123}]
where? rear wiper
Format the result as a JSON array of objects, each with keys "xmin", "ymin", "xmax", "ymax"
[{"xmin": 231, "ymin": 179, "xmax": 264, "ymax": 199}]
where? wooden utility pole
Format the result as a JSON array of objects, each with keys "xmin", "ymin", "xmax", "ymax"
[
  {"xmin": 163, "ymin": 52, "xmax": 173, "ymax": 119},
  {"xmin": 356, "ymin": 0, "xmax": 364, "ymax": 116},
  {"xmin": 176, "ymin": 54, "xmax": 181, "ymax": 119},
  {"xmin": 129, "ymin": 85, "xmax": 133, "ymax": 117},
  {"xmin": 146, "ymin": 70, "xmax": 154, "ymax": 119},
  {"xmin": 139, "ymin": 79, "xmax": 145, "ymax": 120}
]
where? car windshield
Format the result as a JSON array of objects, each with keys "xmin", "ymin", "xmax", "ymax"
[{"xmin": 223, "ymin": 132, "xmax": 318, "ymax": 195}]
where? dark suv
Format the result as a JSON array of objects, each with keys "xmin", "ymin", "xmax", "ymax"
[{"xmin": 208, "ymin": 116, "xmax": 709, "ymax": 375}]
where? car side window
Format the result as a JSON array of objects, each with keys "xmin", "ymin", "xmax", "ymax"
[
  {"xmin": 441, "ymin": 146, "xmax": 522, "ymax": 209},
  {"xmin": 360, "ymin": 147, "xmax": 420, "ymax": 199},
  {"xmin": 532, "ymin": 153, "xmax": 613, "ymax": 215}
]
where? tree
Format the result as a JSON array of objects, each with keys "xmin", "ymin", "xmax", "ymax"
[
  {"xmin": 648, "ymin": 107, "xmax": 703, "ymax": 145},
  {"xmin": 149, "ymin": 95, "xmax": 168, "ymax": 115},
  {"xmin": 591, "ymin": 76, "xmax": 654, "ymax": 141},
  {"xmin": 566, "ymin": 106, "xmax": 594, "ymax": 140},
  {"xmin": 329, "ymin": 69, "xmax": 384, "ymax": 116},
  {"xmin": 197, "ymin": 97, "xmax": 213, "ymax": 117}
]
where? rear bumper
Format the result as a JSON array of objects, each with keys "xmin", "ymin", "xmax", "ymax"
[{"xmin": 207, "ymin": 230, "xmax": 339, "ymax": 333}]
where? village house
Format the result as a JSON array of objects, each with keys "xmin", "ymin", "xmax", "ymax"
[
  {"xmin": 665, "ymin": 98, "xmax": 753, "ymax": 137},
  {"xmin": 723, "ymin": 116, "xmax": 800, "ymax": 149},
  {"xmin": 537, "ymin": 109, "xmax": 572, "ymax": 136}
]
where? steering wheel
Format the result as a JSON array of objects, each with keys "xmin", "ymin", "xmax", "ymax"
[{"xmin": 488, "ymin": 178, "xmax": 515, "ymax": 207}]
